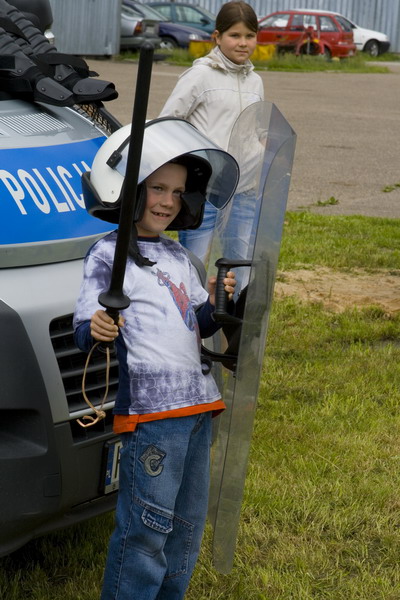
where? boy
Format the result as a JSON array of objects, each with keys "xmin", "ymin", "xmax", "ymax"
[{"xmin": 73, "ymin": 119, "xmax": 238, "ymax": 600}]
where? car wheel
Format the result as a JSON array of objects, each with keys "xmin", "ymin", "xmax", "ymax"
[
  {"xmin": 322, "ymin": 46, "xmax": 331, "ymax": 60},
  {"xmin": 364, "ymin": 40, "xmax": 379, "ymax": 57},
  {"xmin": 160, "ymin": 37, "xmax": 178, "ymax": 50},
  {"xmin": 299, "ymin": 40, "xmax": 320, "ymax": 56}
]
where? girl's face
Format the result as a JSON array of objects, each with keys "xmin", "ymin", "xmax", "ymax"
[
  {"xmin": 215, "ymin": 21, "xmax": 257, "ymax": 65},
  {"xmin": 136, "ymin": 163, "xmax": 186, "ymax": 237}
]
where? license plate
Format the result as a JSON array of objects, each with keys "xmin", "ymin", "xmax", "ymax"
[
  {"xmin": 102, "ymin": 438, "xmax": 122, "ymax": 494},
  {"xmin": 146, "ymin": 25, "xmax": 155, "ymax": 34}
]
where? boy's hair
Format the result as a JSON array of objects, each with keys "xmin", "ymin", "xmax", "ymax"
[{"xmin": 215, "ymin": 1, "xmax": 258, "ymax": 34}]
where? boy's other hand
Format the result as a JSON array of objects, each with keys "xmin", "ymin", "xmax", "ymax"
[
  {"xmin": 90, "ymin": 309, "xmax": 125, "ymax": 342},
  {"xmin": 208, "ymin": 271, "xmax": 236, "ymax": 306}
]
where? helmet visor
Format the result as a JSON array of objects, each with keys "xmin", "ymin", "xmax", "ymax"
[{"xmin": 111, "ymin": 118, "xmax": 239, "ymax": 210}]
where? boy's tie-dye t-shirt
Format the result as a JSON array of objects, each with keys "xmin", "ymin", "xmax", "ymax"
[{"xmin": 73, "ymin": 232, "xmax": 221, "ymax": 415}]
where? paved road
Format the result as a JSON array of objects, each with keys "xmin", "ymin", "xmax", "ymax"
[{"xmin": 89, "ymin": 58, "xmax": 400, "ymax": 219}]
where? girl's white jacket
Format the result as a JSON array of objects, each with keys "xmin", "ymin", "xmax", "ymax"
[{"xmin": 159, "ymin": 46, "xmax": 264, "ymax": 152}]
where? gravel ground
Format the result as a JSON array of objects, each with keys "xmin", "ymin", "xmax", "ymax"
[{"xmin": 88, "ymin": 58, "xmax": 400, "ymax": 219}]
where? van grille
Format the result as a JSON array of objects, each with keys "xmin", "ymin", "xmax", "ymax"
[{"xmin": 49, "ymin": 314, "xmax": 119, "ymax": 416}]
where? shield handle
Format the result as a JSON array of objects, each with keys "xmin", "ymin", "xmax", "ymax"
[{"xmin": 213, "ymin": 257, "xmax": 251, "ymax": 324}]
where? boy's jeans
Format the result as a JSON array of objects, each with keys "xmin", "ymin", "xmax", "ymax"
[{"xmin": 101, "ymin": 412, "xmax": 212, "ymax": 600}]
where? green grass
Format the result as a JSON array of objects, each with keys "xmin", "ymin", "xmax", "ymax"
[
  {"xmin": 279, "ymin": 212, "xmax": 400, "ymax": 271},
  {"xmin": 364, "ymin": 51, "xmax": 400, "ymax": 62},
  {"xmin": 253, "ymin": 52, "xmax": 390, "ymax": 73},
  {"xmin": 2, "ymin": 212, "xmax": 400, "ymax": 599},
  {"xmin": 382, "ymin": 183, "xmax": 400, "ymax": 193},
  {"xmin": 119, "ymin": 49, "xmax": 392, "ymax": 72},
  {"xmin": 119, "ymin": 47, "xmax": 192, "ymax": 66}
]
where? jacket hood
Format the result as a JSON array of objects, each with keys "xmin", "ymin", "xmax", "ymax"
[{"xmin": 193, "ymin": 45, "xmax": 254, "ymax": 77}]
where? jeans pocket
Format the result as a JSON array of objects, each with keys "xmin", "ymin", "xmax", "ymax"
[
  {"xmin": 142, "ymin": 507, "xmax": 173, "ymax": 534},
  {"xmin": 135, "ymin": 502, "xmax": 173, "ymax": 558}
]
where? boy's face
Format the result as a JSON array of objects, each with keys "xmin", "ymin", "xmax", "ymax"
[{"xmin": 136, "ymin": 163, "xmax": 186, "ymax": 237}]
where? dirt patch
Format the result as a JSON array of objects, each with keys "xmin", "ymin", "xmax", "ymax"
[{"xmin": 275, "ymin": 268, "xmax": 400, "ymax": 315}]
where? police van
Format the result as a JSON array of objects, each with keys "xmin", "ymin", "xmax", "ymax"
[
  {"xmin": 0, "ymin": 92, "xmax": 124, "ymax": 557},
  {"xmin": 0, "ymin": 0, "xmax": 126, "ymax": 554}
]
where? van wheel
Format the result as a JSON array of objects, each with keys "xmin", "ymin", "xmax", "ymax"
[
  {"xmin": 364, "ymin": 40, "xmax": 379, "ymax": 57},
  {"xmin": 160, "ymin": 37, "xmax": 178, "ymax": 50}
]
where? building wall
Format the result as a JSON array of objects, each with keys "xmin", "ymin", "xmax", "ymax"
[
  {"xmin": 48, "ymin": 0, "xmax": 121, "ymax": 55},
  {"xmin": 47, "ymin": 0, "xmax": 399, "ymax": 55},
  {"xmin": 197, "ymin": 0, "xmax": 400, "ymax": 53}
]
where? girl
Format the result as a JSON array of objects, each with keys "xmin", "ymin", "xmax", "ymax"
[{"xmin": 160, "ymin": 1, "xmax": 264, "ymax": 268}]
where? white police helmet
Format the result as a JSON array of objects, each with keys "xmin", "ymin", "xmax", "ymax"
[{"xmin": 82, "ymin": 117, "xmax": 239, "ymax": 229}]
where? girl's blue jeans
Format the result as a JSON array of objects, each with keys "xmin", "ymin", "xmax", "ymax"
[
  {"xmin": 179, "ymin": 191, "xmax": 256, "ymax": 266},
  {"xmin": 100, "ymin": 412, "xmax": 212, "ymax": 600}
]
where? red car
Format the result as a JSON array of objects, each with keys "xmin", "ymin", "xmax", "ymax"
[{"xmin": 257, "ymin": 9, "xmax": 356, "ymax": 59}]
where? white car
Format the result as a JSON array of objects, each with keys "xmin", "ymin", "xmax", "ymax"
[
  {"xmin": 334, "ymin": 15, "xmax": 390, "ymax": 56},
  {"xmin": 299, "ymin": 9, "xmax": 390, "ymax": 56}
]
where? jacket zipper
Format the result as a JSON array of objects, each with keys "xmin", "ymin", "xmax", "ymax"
[{"xmin": 237, "ymin": 72, "xmax": 243, "ymax": 112}]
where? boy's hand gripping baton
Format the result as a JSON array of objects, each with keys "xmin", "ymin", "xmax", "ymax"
[{"xmin": 97, "ymin": 42, "xmax": 154, "ymax": 339}]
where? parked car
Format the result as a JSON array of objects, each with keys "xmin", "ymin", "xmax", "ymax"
[
  {"xmin": 299, "ymin": 9, "xmax": 390, "ymax": 56},
  {"xmin": 257, "ymin": 9, "xmax": 357, "ymax": 59},
  {"xmin": 148, "ymin": 2, "xmax": 216, "ymax": 34},
  {"xmin": 120, "ymin": 2, "xmax": 162, "ymax": 50},
  {"xmin": 123, "ymin": 1, "xmax": 211, "ymax": 50}
]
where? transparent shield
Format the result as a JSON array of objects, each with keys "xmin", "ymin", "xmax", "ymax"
[{"xmin": 206, "ymin": 102, "xmax": 297, "ymax": 573}]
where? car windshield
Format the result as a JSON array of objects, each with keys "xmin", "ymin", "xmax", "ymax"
[
  {"xmin": 196, "ymin": 6, "xmax": 215, "ymax": 20},
  {"xmin": 122, "ymin": 5, "xmax": 141, "ymax": 19},
  {"xmin": 128, "ymin": 2, "xmax": 168, "ymax": 21},
  {"xmin": 334, "ymin": 15, "xmax": 353, "ymax": 32}
]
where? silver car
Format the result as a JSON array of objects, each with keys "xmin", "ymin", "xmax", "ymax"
[{"xmin": 120, "ymin": 2, "xmax": 162, "ymax": 50}]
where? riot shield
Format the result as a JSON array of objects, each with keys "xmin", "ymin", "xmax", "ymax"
[{"xmin": 206, "ymin": 101, "xmax": 296, "ymax": 573}]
